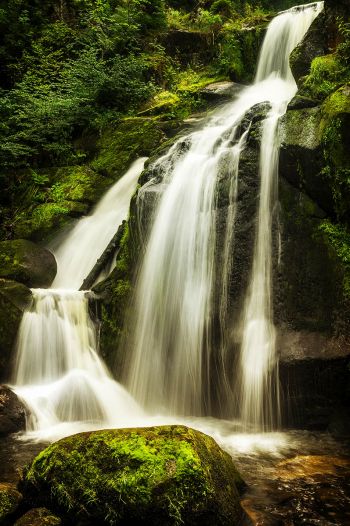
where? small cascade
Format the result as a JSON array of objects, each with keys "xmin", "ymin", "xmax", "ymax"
[
  {"xmin": 52, "ymin": 157, "xmax": 146, "ymax": 289},
  {"xmin": 11, "ymin": 159, "xmax": 146, "ymax": 439},
  {"xmin": 238, "ymin": 1, "xmax": 324, "ymax": 430}
]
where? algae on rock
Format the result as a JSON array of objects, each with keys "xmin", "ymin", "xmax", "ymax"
[{"xmin": 21, "ymin": 426, "xmax": 245, "ymax": 526}]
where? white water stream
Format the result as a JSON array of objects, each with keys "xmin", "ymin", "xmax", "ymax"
[
  {"xmin": 9, "ymin": 3, "xmax": 324, "ymax": 443},
  {"xmin": 124, "ymin": 3, "xmax": 323, "ymax": 427},
  {"xmin": 11, "ymin": 159, "xmax": 146, "ymax": 440}
]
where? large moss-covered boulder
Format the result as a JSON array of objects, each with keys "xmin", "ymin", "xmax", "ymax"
[
  {"xmin": 13, "ymin": 165, "xmax": 114, "ymax": 242},
  {"xmin": 21, "ymin": 426, "xmax": 245, "ymax": 526},
  {"xmin": 0, "ymin": 279, "xmax": 32, "ymax": 379},
  {"xmin": 0, "ymin": 385, "xmax": 26, "ymax": 436},
  {"xmin": 14, "ymin": 508, "xmax": 61, "ymax": 526},
  {"xmin": 0, "ymin": 240, "xmax": 56, "ymax": 288},
  {"xmin": 0, "ymin": 482, "xmax": 22, "ymax": 524}
]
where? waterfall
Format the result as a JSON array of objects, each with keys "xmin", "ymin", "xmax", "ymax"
[
  {"xmin": 9, "ymin": 3, "xmax": 324, "ymax": 441},
  {"xmin": 239, "ymin": 1, "xmax": 324, "ymax": 430},
  {"xmin": 124, "ymin": 2, "xmax": 323, "ymax": 425},
  {"xmin": 11, "ymin": 159, "xmax": 146, "ymax": 439}
]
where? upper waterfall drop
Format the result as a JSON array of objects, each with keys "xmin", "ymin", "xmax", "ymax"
[{"xmin": 122, "ymin": 2, "xmax": 324, "ymax": 426}]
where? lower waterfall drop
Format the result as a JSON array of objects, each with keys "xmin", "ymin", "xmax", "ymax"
[{"xmin": 11, "ymin": 159, "xmax": 147, "ymax": 440}]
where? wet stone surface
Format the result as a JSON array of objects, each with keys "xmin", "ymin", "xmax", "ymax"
[{"xmin": 233, "ymin": 432, "xmax": 350, "ymax": 525}]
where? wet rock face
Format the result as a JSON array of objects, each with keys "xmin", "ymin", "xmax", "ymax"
[
  {"xmin": 0, "ymin": 240, "xmax": 57, "ymax": 288},
  {"xmin": 0, "ymin": 386, "xmax": 26, "ymax": 436},
  {"xmin": 0, "ymin": 280, "xmax": 32, "ymax": 381},
  {"xmin": 280, "ymin": 357, "xmax": 350, "ymax": 432},
  {"xmin": 20, "ymin": 426, "xmax": 245, "ymax": 526}
]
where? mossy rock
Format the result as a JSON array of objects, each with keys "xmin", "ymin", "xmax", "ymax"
[
  {"xmin": 0, "ymin": 279, "xmax": 32, "ymax": 380},
  {"xmin": 91, "ymin": 118, "xmax": 165, "ymax": 178},
  {"xmin": 300, "ymin": 54, "xmax": 347, "ymax": 100},
  {"xmin": 21, "ymin": 426, "xmax": 245, "ymax": 526},
  {"xmin": 280, "ymin": 106, "xmax": 333, "ymax": 213},
  {"xmin": 0, "ymin": 385, "xmax": 27, "ymax": 436},
  {"xmin": 14, "ymin": 508, "xmax": 61, "ymax": 526},
  {"xmin": 0, "ymin": 240, "xmax": 56, "ymax": 288},
  {"xmin": 0, "ymin": 482, "xmax": 22, "ymax": 523},
  {"xmin": 321, "ymin": 85, "xmax": 350, "ymax": 220},
  {"xmin": 13, "ymin": 202, "xmax": 87, "ymax": 242},
  {"xmin": 50, "ymin": 166, "xmax": 114, "ymax": 204},
  {"xmin": 13, "ymin": 165, "xmax": 113, "ymax": 242}
]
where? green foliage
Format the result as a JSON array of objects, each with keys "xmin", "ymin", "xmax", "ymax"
[
  {"xmin": 320, "ymin": 86, "xmax": 350, "ymax": 221},
  {"xmin": 303, "ymin": 55, "xmax": 348, "ymax": 100},
  {"xmin": 319, "ymin": 220, "xmax": 350, "ymax": 297},
  {"xmin": 216, "ymin": 33, "xmax": 244, "ymax": 79}
]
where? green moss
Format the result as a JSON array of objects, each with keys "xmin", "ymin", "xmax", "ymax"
[
  {"xmin": 320, "ymin": 85, "xmax": 350, "ymax": 220},
  {"xmin": 50, "ymin": 166, "xmax": 113, "ymax": 204},
  {"xmin": 139, "ymin": 91, "xmax": 181, "ymax": 117},
  {"xmin": 12, "ymin": 164, "xmax": 115, "ymax": 241},
  {"xmin": 0, "ymin": 483, "xmax": 22, "ymax": 522},
  {"xmin": 303, "ymin": 55, "xmax": 349, "ymax": 100},
  {"xmin": 91, "ymin": 118, "xmax": 165, "ymax": 178},
  {"xmin": 14, "ymin": 201, "xmax": 85, "ymax": 241},
  {"xmin": 319, "ymin": 220, "xmax": 350, "ymax": 297},
  {"xmin": 22, "ymin": 426, "xmax": 243, "ymax": 526}
]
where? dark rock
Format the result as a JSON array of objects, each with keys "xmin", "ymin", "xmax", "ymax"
[
  {"xmin": 287, "ymin": 95, "xmax": 319, "ymax": 110},
  {"xmin": 0, "ymin": 280, "xmax": 32, "ymax": 380},
  {"xmin": 0, "ymin": 482, "xmax": 23, "ymax": 523},
  {"xmin": 21, "ymin": 426, "xmax": 245, "ymax": 526},
  {"xmin": 0, "ymin": 386, "xmax": 26, "ymax": 436},
  {"xmin": 0, "ymin": 240, "xmax": 57, "ymax": 288},
  {"xmin": 14, "ymin": 508, "xmax": 61, "ymax": 526},
  {"xmin": 279, "ymin": 106, "xmax": 333, "ymax": 213},
  {"xmin": 280, "ymin": 357, "xmax": 350, "ymax": 431},
  {"xmin": 289, "ymin": 12, "xmax": 327, "ymax": 85}
]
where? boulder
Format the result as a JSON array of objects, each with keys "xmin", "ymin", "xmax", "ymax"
[
  {"xmin": 0, "ymin": 240, "xmax": 57, "ymax": 288},
  {"xmin": 0, "ymin": 482, "xmax": 23, "ymax": 523},
  {"xmin": 14, "ymin": 508, "xmax": 61, "ymax": 526},
  {"xmin": 21, "ymin": 425, "xmax": 245, "ymax": 526},
  {"xmin": 0, "ymin": 279, "xmax": 32, "ymax": 380},
  {"xmin": 279, "ymin": 106, "xmax": 333, "ymax": 213},
  {"xmin": 0, "ymin": 385, "xmax": 26, "ymax": 436}
]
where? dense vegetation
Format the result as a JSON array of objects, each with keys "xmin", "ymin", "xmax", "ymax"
[{"xmin": 0, "ymin": 0, "xmax": 310, "ymax": 239}]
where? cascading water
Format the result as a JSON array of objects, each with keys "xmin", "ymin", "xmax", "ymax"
[
  {"xmin": 238, "ymin": 2, "xmax": 324, "ymax": 430},
  {"xmin": 123, "ymin": 2, "xmax": 323, "ymax": 427},
  {"xmin": 11, "ymin": 159, "xmax": 146, "ymax": 439},
  {"xmin": 9, "ymin": 3, "xmax": 324, "ymax": 442}
]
